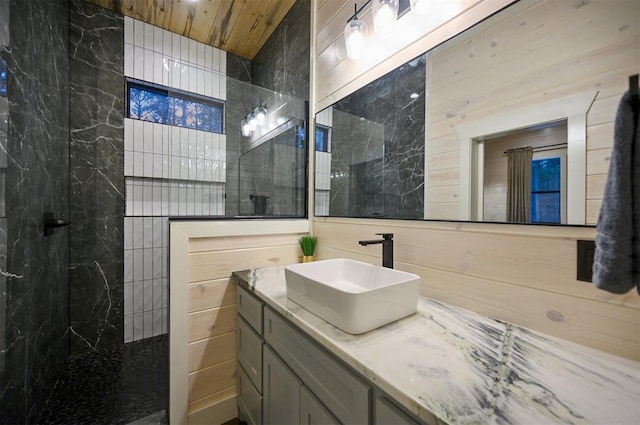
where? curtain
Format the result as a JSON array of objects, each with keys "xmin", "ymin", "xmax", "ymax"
[{"xmin": 506, "ymin": 147, "xmax": 533, "ymax": 223}]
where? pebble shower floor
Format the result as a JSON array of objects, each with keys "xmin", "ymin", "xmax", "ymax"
[{"xmin": 38, "ymin": 335, "xmax": 168, "ymax": 425}]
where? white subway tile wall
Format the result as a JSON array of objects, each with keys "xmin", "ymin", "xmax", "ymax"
[
  {"xmin": 124, "ymin": 119, "xmax": 227, "ymax": 183},
  {"xmin": 124, "ymin": 18, "xmax": 227, "ymax": 100},
  {"xmin": 123, "ymin": 17, "xmax": 227, "ymax": 342},
  {"xmin": 315, "ymin": 191, "xmax": 330, "ymax": 216},
  {"xmin": 314, "ymin": 109, "xmax": 333, "ymax": 216},
  {"xmin": 315, "ymin": 152, "xmax": 331, "ymax": 191}
]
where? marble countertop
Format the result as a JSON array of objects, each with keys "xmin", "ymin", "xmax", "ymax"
[{"xmin": 234, "ymin": 265, "xmax": 640, "ymax": 425}]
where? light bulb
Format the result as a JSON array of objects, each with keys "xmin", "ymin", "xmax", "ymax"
[
  {"xmin": 241, "ymin": 119, "xmax": 252, "ymax": 137},
  {"xmin": 344, "ymin": 19, "xmax": 368, "ymax": 60},
  {"xmin": 248, "ymin": 113, "xmax": 258, "ymax": 130},
  {"xmin": 372, "ymin": 0, "xmax": 398, "ymax": 37},
  {"xmin": 254, "ymin": 106, "xmax": 267, "ymax": 126},
  {"xmin": 409, "ymin": 0, "xmax": 430, "ymax": 15}
]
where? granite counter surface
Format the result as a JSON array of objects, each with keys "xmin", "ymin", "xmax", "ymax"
[{"xmin": 233, "ymin": 266, "xmax": 639, "ymax": 425}]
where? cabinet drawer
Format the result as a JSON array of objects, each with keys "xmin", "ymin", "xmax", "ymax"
[
  {"xmin": 237, "ymin": 316, "xmax": 263, "ymax": 393},
  {"xmin": 237, "ymin": 285, "xmax": 263, "ymax": 335},
  {"xmin": 375, "ymin": 397, "xmax": 421, "ymax": 425},
  {"xmin": 264, "ymin": 307, "xmax": 370, "ymax": 424},
  {"xmin": 238, "ymin": 364, "xmax": 262, "ymax": 425}
]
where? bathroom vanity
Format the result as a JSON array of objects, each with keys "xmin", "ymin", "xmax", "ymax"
[{"xmin": 234, "ymin": 265, "xmax": 639, "ymax": 425}]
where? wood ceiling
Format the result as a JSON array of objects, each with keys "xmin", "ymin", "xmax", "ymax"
[{"xmin": 83, "ymin": 0, "xmax": 297, "ymax": 59}]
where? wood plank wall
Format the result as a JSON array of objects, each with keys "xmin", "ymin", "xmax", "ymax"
[
  {"xmin": 313, "ymin": 218, "xmax": 640, "ymax": 361},
  {"xmin": 186, "ymin": 233, "xmax": 303, "ymax": 421},
  {"xmin": 170, "ymin": 220, "xmax": 308, "ymax": 425},
  {"xmin": 311, "ymin": 0, "xmax": 639, "ymax": 362},
  {"xmin": 425, "ymin": 0, "xmax": 640, "ymax": 223},
  {"xmin": 313, "ymin": 0, "xmax": 512, "ymax": 112}
]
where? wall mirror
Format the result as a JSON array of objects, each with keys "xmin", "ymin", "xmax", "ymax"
[{"xmin": 314, "ymin": 0, "xmax": 639, "ymax": 225}]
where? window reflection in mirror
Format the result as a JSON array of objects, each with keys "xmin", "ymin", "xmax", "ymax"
[
  {"xmin": 314, "ymin": 0, "xmax": 639, "ymax": 225},
  {"xmin": 476, "ymin": 121, "xmax": 568, "ymax": 224}
]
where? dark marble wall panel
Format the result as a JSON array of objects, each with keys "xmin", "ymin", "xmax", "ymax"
[
  {"xmin": 226, "ymin": 52, "xmax": 252, "ymax": 83},
  {"xmin": 224, "ymin": 78, "xmax": 251, "ymax": 216},
  {"xmin": 252, "ymin": 0, "xmax": 310, "ymax": 100},
  {"xmin": 0, "ymin": 0, "xmax": 70, "ymax": 422},
  {"xmin": 329, "ymin": 56, "xmax": 425, "ymax": 219},
  {"xmin": 69, "ymin": 0, "xmax": 124, "ymax": 354}
]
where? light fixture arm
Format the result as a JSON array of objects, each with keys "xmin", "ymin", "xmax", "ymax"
[{"xmin": 347, "ymin": 0, "xmax": 373, "ymax": 23}]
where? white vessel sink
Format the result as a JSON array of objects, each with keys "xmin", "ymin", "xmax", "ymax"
[{"xmin": 284, "ymin": 258, "xmax": 420, "ymax": 334}]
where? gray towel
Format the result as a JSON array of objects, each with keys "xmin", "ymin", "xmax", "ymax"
[{"xmin": 593, "ymin": 91, "xmax": 639, "ymax": 294}]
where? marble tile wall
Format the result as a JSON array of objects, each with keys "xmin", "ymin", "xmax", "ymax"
[
  {"xmin": 252, "ymin": 0, "xmax": 310, "ymax": 100},
  {"xmin": 123, "ymin": 18, "xmax": 227, "ymax": 341},
  {"xmin": 0, "ymin": 0, "xmax": 71, "ymax": 422},
  {"xmin": 0, "ymin": 0, "xmax": 7, "ymax": 380},
  {"xmin": 328, "ymin": 56, "xmax": 425, "ymax": 219},
  {"xmin": 69, "ymin": 0, "xmax": 124, "ymax": 354}
]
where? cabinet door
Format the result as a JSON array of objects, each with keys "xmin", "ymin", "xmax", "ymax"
[
  {"xmin": 300, "ymin": 386, "xmax": 341, "ymax": 425},
  {"xmin": 263, "ymin": 346, "xmax": 302, "ymax": 425},
  {"xmin": 238, "ymin": 364, "xmax": 262, "ymax": 425}
]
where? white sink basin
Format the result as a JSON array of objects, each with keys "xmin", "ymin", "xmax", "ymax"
[{"xmin": 284, "ymin": 258, "xmax": 420, "ymax": 334}]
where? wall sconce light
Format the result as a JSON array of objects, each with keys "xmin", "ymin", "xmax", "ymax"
[
  {"xmin": 344, "ymin": 4, "xmax": 368, "ymax": 60},
  {"xmin": 409, "ymin": 0, "xmax": 429, "ymax": 15},
  {"xmin": 372, "ymin": 0, "xmax": 398, "ymax": 37},
  {"xmin": 345, "ymin": 0, "xmax": 400, "ymax": 60},
  {"xmin": 241, "ymin": 118, "xmax": 252, "ymax": 137},
  {"xmin": 248, "ymin": 113, "xmax": 258, "ymax": 130},
  {"xmin": 241, "ymin": 104, "xmax": 269, "ymax": 137},
  {"xmin": 254, "ymin": 106, "xmax": 267, "ymax": 125}
]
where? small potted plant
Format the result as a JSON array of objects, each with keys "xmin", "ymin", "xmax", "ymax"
[{"xmin": 299, "ymin": 235, "xmax": 317, "ymax": 263}]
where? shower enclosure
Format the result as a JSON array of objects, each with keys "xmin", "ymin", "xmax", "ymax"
[
  {"xmin": 0, "ymin": 0, "xmax": 71, "ymax": 422},
  {"xmin": 0, "ymin": 1, "xmax": 309, "ymax": 423},
  {"xmin": 225, "ymin": 77, "xmax": 308, "ymax": 218}
]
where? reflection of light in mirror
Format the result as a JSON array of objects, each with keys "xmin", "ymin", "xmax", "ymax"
[{"xmin": 410, "ymin": 93, "xmax": 420, "ymax": 99}]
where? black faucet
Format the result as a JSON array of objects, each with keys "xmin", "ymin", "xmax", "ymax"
[{"xmin": 359, "ymin": 233, "xmax": 394, "ymax": 268}]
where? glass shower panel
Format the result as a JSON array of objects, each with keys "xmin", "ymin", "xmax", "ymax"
[{"xmin": 225, "ymin": 77, "xmax": 307, "ymax": 217}]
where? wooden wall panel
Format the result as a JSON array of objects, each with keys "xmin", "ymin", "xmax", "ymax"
[
  {"xmin": 313, "ymin": 218, "xmax": 640, "ymax": 361},
  {"xmin": 189, "ymin": 332, "xmax": 236, "ymax": 373},
  {"xmin": 188, "ymin": 278, "xmax": 236, "ymax": 313},
  {"xmin": 174, "ymin": 225, "xmax": 307, "ymax": 423},
  {"xmin": 188, "ymin": 359, "xmax": 237, "ymax": 403},
  {"xmin": 422, "ymin": 0, "xmax": 639, "ymax": 222},
  {"xmin": 313, "ymin": 0, "xmax": 512, "ymax": 111},
  {"xmin": 189, "ymin": 305, "xmax": 237, "ymax": 343},
  {"xmin": 189, "ymin": 244, "xmax": 300, "ymax": 283}
]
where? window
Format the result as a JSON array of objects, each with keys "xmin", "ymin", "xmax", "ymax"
[
  {"xmin": 315, "ymin": 125, "xmax": 330, "ymax": 152},
  {"xmin": 531, "ymin": 157, "xmax": 561, "ymax": 223},
  {"xmin": 127, "ymin": 80, "xmax": 223, "ymax": 133},
  {"xmin": 0, "ymin": 59, "xmax": 7, "ymax": 97}
]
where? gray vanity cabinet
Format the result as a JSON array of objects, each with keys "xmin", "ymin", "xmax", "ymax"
[
  {"xmin": 237, "ymin": 286, "xmax": 265, "ymax": 425},
  {"xmin": 300, "ymin": 386, "xmax": 341, "ymax": 425},
  {"xmin": 263, "ymin": 346, "xmax": 302, "ymax": 424},
  {"xmin": 375, "ymin": 396, "xmax": 421, "ymax": 425},
  {"xmin": 237, "ymin": 282, "xmax": 428, "ymax": 425}
]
